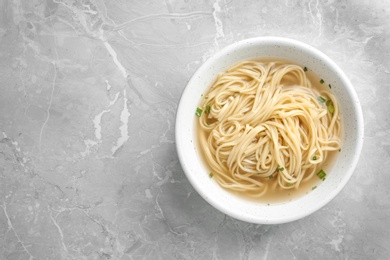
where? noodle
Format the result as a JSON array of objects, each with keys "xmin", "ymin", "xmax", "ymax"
[{"xmin": 197, "ymin": 59, "xmax": 341, "ymax": 199}]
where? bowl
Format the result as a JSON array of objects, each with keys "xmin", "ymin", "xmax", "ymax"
[{"xmin": 175, "ymin": 37, "xmax": 364, "ymax": 224}]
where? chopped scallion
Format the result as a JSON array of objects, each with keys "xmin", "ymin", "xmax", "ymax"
[
  {"xmin": 327, "ymin": 102, "xmax": 335, "ymax": 114},
  {"xmin": 312, "ymin": 186, "xmax": 317, "ymax": 190},
  {"xmin": 328, "ymin": 84, "xmax": 332, "ymax": 89},
  {"xmin": 209, "ymin": 172, "xmax": 214, "ymax": 178},
  {"xmin": 205, "ymin": 105, "xmax": 211, "ymax": 114},
  {"xmin": 320, "ymin": 79, "xmax": 325, "ymax": 84},
  {"xmin": 269, "ymin": 174, "xmax": 273, "ymax": 179},
  {"xmin": 318, "ymin": 96, "xmax": 326, "ymax": 103},
  {"xmin": 303, "ymin": 66, "xmax": 308, "ymax": 72},
  {"xmin": 317, "ymin": 169, "xmax": 326, "ymax": 180},
  {"xmin": 276, "ymin": 166, "xmax": 284, "ymax": 172},
  {"xmin": 195, "ymin": 107, "xmax": 202, "ymax": 117},
  {"xmin": 313, "ymin": 155, "xmax": 317, "ymax": 160}
]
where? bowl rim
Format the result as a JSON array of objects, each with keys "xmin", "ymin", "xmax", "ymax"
[{"xmin": 175, "ymin": 36, "xmax": 364, "ymax": 224}]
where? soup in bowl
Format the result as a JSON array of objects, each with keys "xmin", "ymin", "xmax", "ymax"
[{"xmin": 175, "ymin": 37, "xmax": 363, "ymax": 224}]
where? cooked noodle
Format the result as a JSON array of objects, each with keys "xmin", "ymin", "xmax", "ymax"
[{"xmin": 197, "ymin": 60, "xmax": 341, "ymax": 198}]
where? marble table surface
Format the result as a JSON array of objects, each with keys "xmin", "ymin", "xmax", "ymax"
[{"xmin": 1, "ymin": 0, "xmax": 389, "ymax": 259}]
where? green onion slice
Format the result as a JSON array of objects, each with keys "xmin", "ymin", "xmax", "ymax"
[
  {"xmin": 195, "ymin": 107, "xmax": 202, "ymax": 117},
  {"xmin": 205, "ymin": 105, "xmax": 211, "ymax": 114},
  {"xmin": 327, "ymin": 102, "xmax": 335, "ymax": 114},
  {"xmin": 209, "ymin": 172, "xmax": 214, "ymax": 178},
  {"xmin": 320, "ymin": 79, "xmax": 325, "ymax": 84},
  {"xmin": 318, "ymin": 96, "xmax": 326, "ymax": 103},
  {"xmin": 317, "ymin": 169, "xmax": 326, "ymax": 180}
]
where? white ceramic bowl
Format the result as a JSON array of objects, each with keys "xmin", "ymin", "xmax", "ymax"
[{"xmin": 175, "ymin": 37, "xmax": 364, "ymax": 224}]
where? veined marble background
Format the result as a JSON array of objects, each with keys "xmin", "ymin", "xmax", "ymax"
[{"xmin": 0, "ymin": 0, "xmax": 389, "ymax": 259}]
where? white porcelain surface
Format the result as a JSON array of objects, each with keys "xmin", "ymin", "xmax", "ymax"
[
  {"xmin": 176, "ymin": 37, "xmax": 363, "ymax": 224},
  {"xmin": 0, "ymin": 1, "xmax": 389, "ymax": 259}
]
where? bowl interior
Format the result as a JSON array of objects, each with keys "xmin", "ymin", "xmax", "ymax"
[{"xmin": 175, "ymin": 37, "xmax": 364, "ymax": 224}]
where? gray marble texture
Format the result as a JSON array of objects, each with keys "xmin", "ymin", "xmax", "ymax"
[{"xmin": 0, "ymin": 0, "xmax": 389, "ymax": 259}]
